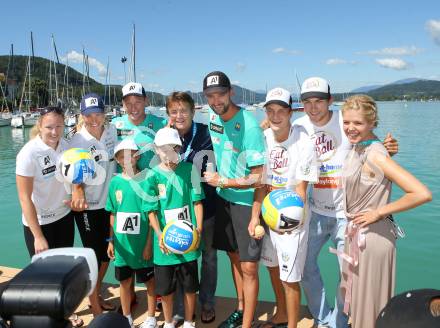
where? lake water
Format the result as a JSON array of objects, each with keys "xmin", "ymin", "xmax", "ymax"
[{"xmin": 0, "ymin": 101, "xmax": 439, "ymax": 302}]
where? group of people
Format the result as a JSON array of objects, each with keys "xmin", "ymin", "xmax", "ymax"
[{"xmin": 15, "ymin": 71, "xmax": 432, "ymax": 328}]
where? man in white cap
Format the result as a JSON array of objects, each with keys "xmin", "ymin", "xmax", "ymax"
[
  {"xmin": 255, "ymin": 87, "xmax": 318, "ymax": 328},
  {"xmin": 294, "ymin": 77, "xmax": 398, "ymax": 328},
  {"xmin": 112, "ymin": 82, "xmax": 167, "ymax": 171}
]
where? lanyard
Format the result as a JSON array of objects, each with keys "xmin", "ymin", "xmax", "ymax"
[
  {"xmin": 182, "ymin": 122, "xmax": 197, "ymax": 161},
  {"xmin": 356, "ymin": 138, "xmax": 380, "ymax": 147}
]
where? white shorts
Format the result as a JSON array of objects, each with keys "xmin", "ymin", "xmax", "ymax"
[{"xmin": 260, "ymin": 219, "xmax": 309, "ymax": 283}]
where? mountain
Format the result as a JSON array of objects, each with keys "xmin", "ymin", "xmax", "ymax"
[
  {"xmin": 189, "ymin": 85, "xmax": 266, "ymax": 106},
  {"xmin": 367, "ymin": 79, "xmax": 440, "ymax": 100},
  {"xmin": 350, "ymin": 84, "xmax": 383, "ymax": 93},
  {"xmin": 350, "ymin": 78, "xmax": 428, "ymax": 94}
]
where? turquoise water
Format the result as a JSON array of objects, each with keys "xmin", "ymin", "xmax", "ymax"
[{"xmin": 1, "ymin": 102, "xmax": 439, "ymax": 303}]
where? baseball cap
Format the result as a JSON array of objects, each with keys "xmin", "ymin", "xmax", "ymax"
[
  {"xmin": 203, "ymin": 71, "xmax": 231, "ymax": 94},
  {"xmin": 114, "ymin": 138, "xmax": 138, "ymax": 155},
  {"xmin": 264, "ymin": 87, "xmax": 292, "ymax": 108},
  {"xmin": 300, "ymin": 77, "xmax": 331, "ymax": 101},
  {"xmin": 122, "ymin": 82, "xmax": 146, "ymax": 98},
  {"xmin": 154, "ymin": 127, "xmax": 182, "ymax": 147},
  {"xmin": 80, "ymin": 93, "xmax": 104, "ymax": 115}
]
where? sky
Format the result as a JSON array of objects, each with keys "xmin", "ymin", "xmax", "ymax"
[{"xmin": 1, "ymin": 0, "xmax": 440, "ymax": 95}]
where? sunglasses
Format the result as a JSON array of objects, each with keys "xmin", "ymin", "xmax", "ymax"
[{"xmin": 40, "ymin": 107, "xmax": 64, "ymax": 116}]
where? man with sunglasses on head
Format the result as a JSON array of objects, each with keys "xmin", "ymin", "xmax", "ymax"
[
  {"xmin": 202, "ymin": 71, "xmax": 266, "ymax": 328},
  {"xmin": 254, "ymin": 88, "xmax": 318, "ymax": 328}
]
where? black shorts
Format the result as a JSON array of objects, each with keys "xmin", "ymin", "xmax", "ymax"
[
  {"xmin": 154, "ymin": 260, "xmax": 199, "ymax": 296},
  {"xmin": 213, "ymin": 196, "xmax": 263, "ymax": 262},
  {"xmin": 23, "ymin": 211, "xmax": 75, "ymax": 257},
  {"xmin": 74, "ymin": 208, "xmax": 110, "ymax": 264},
  {"xmin": 115, "ymin": 265, "xmax": 154, "ymax": 283}
]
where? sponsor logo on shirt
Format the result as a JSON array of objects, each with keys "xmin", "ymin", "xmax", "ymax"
[
  {"xmin": 319, "ymin": 163, "xmax": 343, "ymax": 176},
  {"xmin": 211, "ymin": 136, "xmax": 220, "ymax": 145},
  {"xmin": 314, "ymin": 176, "xmax": 342, "ymax": 189},
  {"xmin": 116, "ymin": 190, "xmax": 123, "ymax": 204},
  {"xmin": 148, "ymin": 122, "xmax": 153, "ymax": 129},
  {"xmin": 312, "ymin": 131, "xmax": 337, "ymax": 162},
  {"xmin": 115, "ymin": 121, "xmax": 124, "ymax": 129},
  {"xmin": 38, "ymin": 155, "xmax": 56, "ymax": 177},
  {"xmin": 269, "ymin": 146, "xmax": 289, "ymax": 174},
  {"xmin": 234, "ymin": 123, "xmax": 241, "ymax": 131},
  {"xmin": 209, "ymin": 122, "xmax": 224, "ymax": 134},
  {"xmin": 117, "ymin": 129, "xmax": 134, "ymax": 137},
  {"xmin": 281, "ymin": 252, "xmax": 290, "ymax": 262}
]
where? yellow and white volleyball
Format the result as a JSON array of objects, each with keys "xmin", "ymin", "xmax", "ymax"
[
  {"xmin": 58, "ymin": 148, "xmax": 96, "ymax": 184},
  {"xmin": 262, "ymin": 189, "xmax": 304, "ymax": 232},
  {"xmin": 162, "ymin": 220, "xmax": 199, "ymax": 254}
]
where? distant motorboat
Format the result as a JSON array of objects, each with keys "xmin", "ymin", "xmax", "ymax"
[
  {"xmin": 332, "ymin": 101, "xmax": 345, "ymax": 106},
  {"xmin": 0, "ymin": 112, "xmax": 12, "ymax": 126}
]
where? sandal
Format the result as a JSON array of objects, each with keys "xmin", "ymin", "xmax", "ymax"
[
  {"xmin": 201, "ymin": 308, "xmax": 216, "ymax": 324},
  {"xmin": 69, "ymin": 314, "xmax": 84, "ymax": 327},
  {"xmin": 99, "ymin": 297, "xmax": 116, "ymax": 311}
]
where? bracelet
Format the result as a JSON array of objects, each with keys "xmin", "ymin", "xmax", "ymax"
[
  {"xmin": 218, "ymin": 177, "xmax": 226, "ymax": 189},
  {"xmin": 106, "ymin": 237, "xmax": 114, "ymax": 242}
]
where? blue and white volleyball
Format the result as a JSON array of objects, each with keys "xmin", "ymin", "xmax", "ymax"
[
  {"xmin": 162, "ymin": 220, "xmax": 198, "ymax": 254},
  {"xmin": 59, "ymin": 148, "xmax": 96, "ymax": 184},
  {"xmin": 262, "ymin": 189, "xmax": 304, "ymax": 232}
]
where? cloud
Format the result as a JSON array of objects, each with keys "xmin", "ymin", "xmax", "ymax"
[
  {"xmin": 272, "ymin": 47, "xmax": 300, "ymax": 55},
  {"xmin": 426, "ymin": 19, "xmax": 440, "ymax": 45},
  {"xmin": 325, "ymin": 58, "xmax": 358, "ymax": 65},
  {"xmin": 357, "ymin": 46, "xmax": 423, "ymax": 56},
  {"xmin": 62, "ymin": 50, "xmax": 107, "ymax": 76},
  {"xmin": 376, "ymin": 58, "xmax": 410, "ymax": 70},
  {"xmin": 236, "ymin": 62, "xmax": 246, "ymax": 73},
  {"xmin": 231, "ymin": 80, "xmax": 240, "ymax": 85}
]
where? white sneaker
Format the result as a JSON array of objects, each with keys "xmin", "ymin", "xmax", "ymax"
[{"xmin": 139, "ymin": 317, "xmax": 158, "ymax": 328}]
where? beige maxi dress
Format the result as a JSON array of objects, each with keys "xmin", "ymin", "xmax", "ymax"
[{"xmin": 341, "ymin": 142, "xmax": 396, "ymax": 328}]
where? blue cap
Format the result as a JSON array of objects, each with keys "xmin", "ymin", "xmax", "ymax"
[{"xmin": 80, "ymin": 93, "xmax": 104, "ymax": 115}]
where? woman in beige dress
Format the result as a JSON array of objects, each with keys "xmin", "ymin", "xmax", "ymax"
[{"xmin": 338, "ymin": 95, "xmax": 432, "ymax": 328}]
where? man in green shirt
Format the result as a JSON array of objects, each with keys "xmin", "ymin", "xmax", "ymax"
[
  {"xmin": 143, "ymin": 127, "xmax": 204, "ymax": 328},
  {"xmin": 202, "ymin": 71, "xmax": 265, "ymax": 328},
  {"xmin": 111, "ymin": 82, "xmax": 167, "ymax": 171}
]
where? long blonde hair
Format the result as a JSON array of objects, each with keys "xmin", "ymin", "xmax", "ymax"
[
  {"xmin": 341, "ymin": 95, "xmax": 379, "ymax": 128},
  {"xmin": 30, "ymin": 107, "xmax": 65, "ymax": 139}
]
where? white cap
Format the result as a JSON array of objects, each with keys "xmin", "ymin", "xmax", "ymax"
[
  {"xmin": 114, "ymin": 138, "xmax": 138, "ymax": 155},
  {"xmin": 300, "ymin": 77, "xmax": 331, "ymax": 101},
  {"xmin": 122, "ymin": 82, "xmax": 146, "ymax": 98},
  {"xmin": 154, "ymin": 127, "xmax": 182, "ymax": 147},
  {"xmin": 264, "ymin": 87, "xmax": 292, "ymax": 108}
]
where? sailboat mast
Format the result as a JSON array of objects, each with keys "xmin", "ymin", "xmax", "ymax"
[{"xmin": 133, "ymin": 24, "xmax": 136, "ymax": 82}]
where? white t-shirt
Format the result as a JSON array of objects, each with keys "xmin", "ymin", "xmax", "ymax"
[
  {"xmin": 264, "ymin": 125, "xmax": 318, "ymax": 189},
  {"xmin": 16, "ymin": 136, "xmax": 71, "ymax": 226},
  {"xmin": 293, "ymin": 110, "xmax": 351, "ymax": 218},
  {"xmin": 69, "ymin": 125, "xmax": 117, "ymax": 210}
]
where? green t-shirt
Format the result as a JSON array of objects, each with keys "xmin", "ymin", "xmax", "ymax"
[
  {"xmin": 105, "ymin": 173, "xmax": 152, "ymax": 269},
  {"xmin": 208, "ymin": 108, "xmax": 266, "ymax": 206},
  {"xmin": 142, "ymin": 162, "xmax": 205, "ymax": 266},
  {"xmin": 111, "ymin": 114, "xmax": 167, "ymax": 170}
]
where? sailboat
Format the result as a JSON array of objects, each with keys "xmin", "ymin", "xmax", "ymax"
[{"xmin": 0, "ymin": 77, "xmax": 12, "ymax": 126}]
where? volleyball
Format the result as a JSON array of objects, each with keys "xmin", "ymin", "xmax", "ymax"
[
  {"xmin": 262, "ymin": 189, "xmax": 305, "ymax": 232},
  {"xmin": 59, "ymin": 148, "xmax": 96, "ymax": 184},
  {"xmin": 162, "ymin": 220, "xmax": 199, "ymax": 254}
]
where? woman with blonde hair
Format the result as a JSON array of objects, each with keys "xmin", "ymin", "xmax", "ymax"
[
  {"xmin": 69, "ymin": 93, "xmax": 118, "ymax": 316},
  {"xmin": 16, "ymin": 106, "xmax": 83, "ymax": 327},
  {"xmin": 339, "ymin": 95, "xmax": 432, "ymax": 328}
]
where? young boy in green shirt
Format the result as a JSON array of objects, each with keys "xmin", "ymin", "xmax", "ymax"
[
  {"xmin": 143, "ymin": 127, "xmax": 204, "ymax": 328},
  {"xmin": 106, "ymin": 138, "xmax": 157, "ymax": 328}
]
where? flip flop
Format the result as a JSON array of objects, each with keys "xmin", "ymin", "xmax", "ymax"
[
  {"xmin": 69, "ymin": 314, "xmax": 84, "ymax": 327},
  {"xmin": 201, "ymin": 308, "xmax": 216, "ymax": 324}
]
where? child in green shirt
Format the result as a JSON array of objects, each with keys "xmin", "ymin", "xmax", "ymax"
[
  {"xmin": 105, "ymin": 138, "xmax": 157, "ymax": 328},
  {"xmin": 143, "ymin": 127, "xmax": 204, "ymax": 328}
]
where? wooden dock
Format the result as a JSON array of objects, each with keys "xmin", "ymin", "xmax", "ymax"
[{"xmin": 0, "ymin": 266, "xmax": 315, "ymax": 327}]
